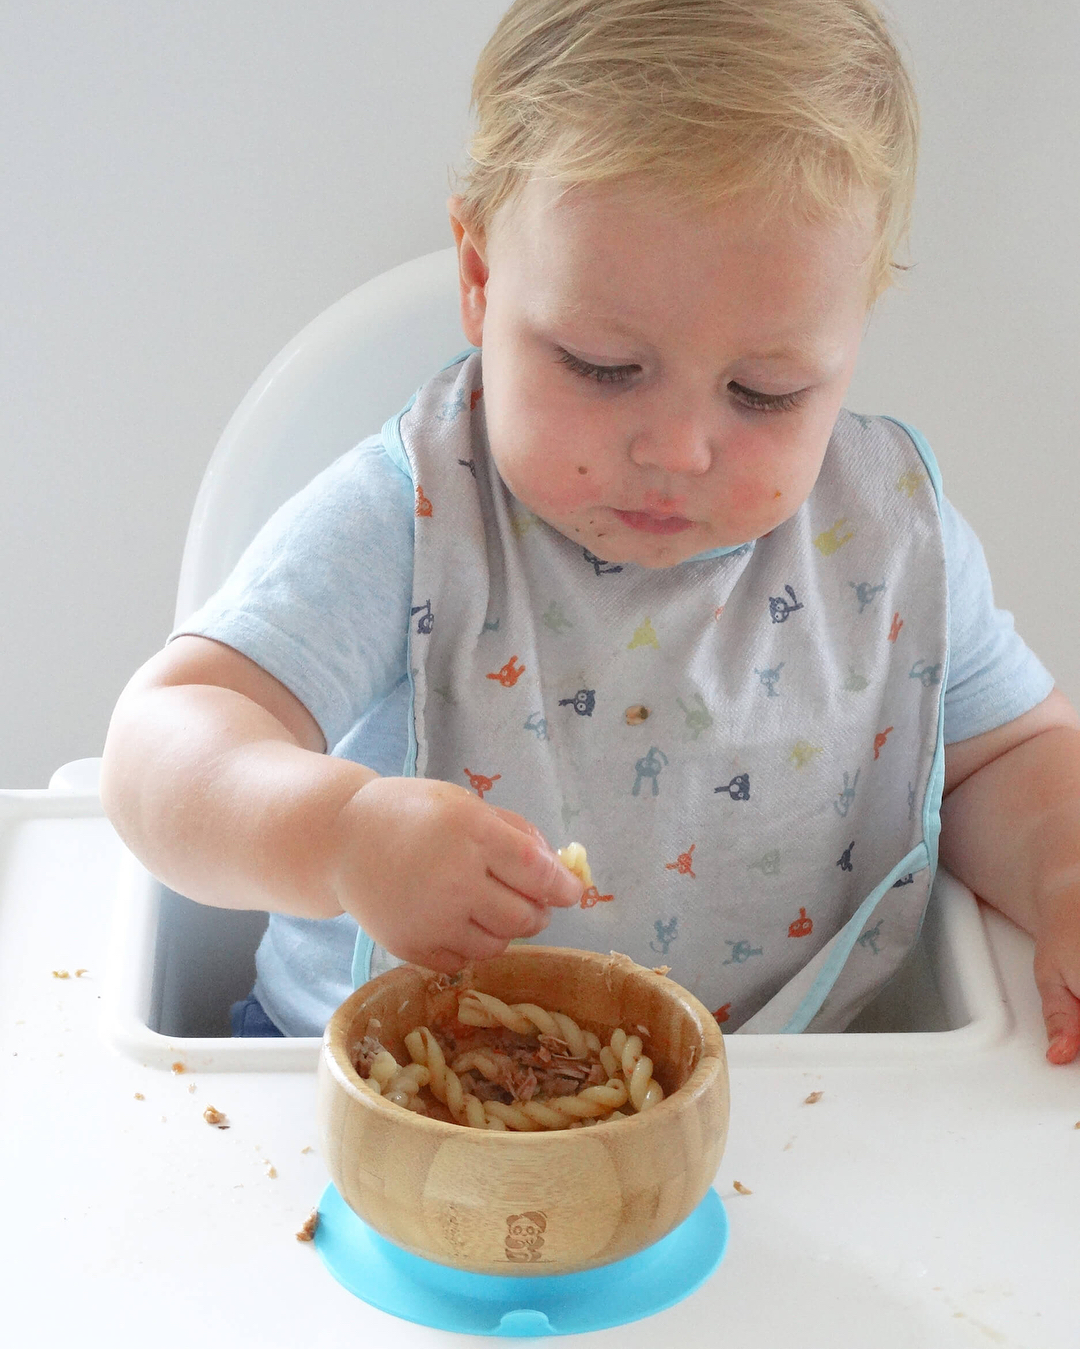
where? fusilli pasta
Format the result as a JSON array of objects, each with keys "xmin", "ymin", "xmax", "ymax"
[
  {"xmin": 557, "ymin": 841, "xmax": 593, "ymax": 888},
  {"xmin": 351, "ymin": 989, "xmax": 664, "ymax": 1131}
]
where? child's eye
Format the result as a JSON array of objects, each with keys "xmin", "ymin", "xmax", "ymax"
[
  {"xmin": 556, "ymin": 349, "xmax": 637, "ymax": 384},
  {"xmin": 728, "ymin": 383, "xmax": 806, "ymax": 414},
  {"xmin": 557, "ymin": 350, "xmax": 805, "ymax": 413}
]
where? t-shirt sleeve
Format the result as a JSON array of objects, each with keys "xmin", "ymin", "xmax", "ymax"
[
  {"xmin": 169, "ymin": 435, "xmax": 414, "ymax": 751},
  {"xmin": 940, "ymin": 493, "xmax": 1054, "ymax": 743}
]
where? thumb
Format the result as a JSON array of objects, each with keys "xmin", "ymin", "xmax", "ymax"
[{"xmin": 486, "ymin": 804, "xmax": 583, "ymax": 907}]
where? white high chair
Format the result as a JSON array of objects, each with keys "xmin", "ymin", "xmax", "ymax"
[{"xmin": 175, "ymin": 245, "xmax": 465, "ymax": 625}]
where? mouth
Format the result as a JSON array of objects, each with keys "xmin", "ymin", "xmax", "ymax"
[{"xmin": 612, "ymin": 509, "xmax": 695, "ymax": 536}]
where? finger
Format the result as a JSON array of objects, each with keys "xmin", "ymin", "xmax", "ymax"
[
  {"xmin": 1033, "ymin": 961, "xmax": 1080, "ymax": 1064},
  {"xmin": 1042, "ymin": 987, "xmax": 1080, "ymax": 1064},
  {"xmin": 471, "ymin": 887, "xmax": 552, "ymax": 941},
  {"xmin": 1046, "ymin": 1034, "xmax": 1080, "ymax": 1066},
  {"xmin": 462, "ymin": 921, "xmax": 513, "ymax": 962},
  {"xmin": 485, "ymin": 821, "xmax": 583, "ymax": 908},
  {"xmin": 423, "ymin": 946, "xmax": 471, "ymax": 976}
]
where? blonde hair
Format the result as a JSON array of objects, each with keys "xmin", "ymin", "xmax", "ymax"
[{"xmin": 452, "ymin": 0, "xmax": 919, "ymax": 306}]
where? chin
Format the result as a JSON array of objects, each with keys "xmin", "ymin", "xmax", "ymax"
[
  {"xmin": 593, "ymin": 534, "xmax": 708, "ymax": 570},
  {"xmin": 550, "ymin": 513, "xmax": 730, "ymax": 569},
  {"xmin": 640, "ymin": 545, "xmax": 713, "ymax": 570}
]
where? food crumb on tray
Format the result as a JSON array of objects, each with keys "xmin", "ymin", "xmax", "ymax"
[
  {"xmin": 171, "ymin": 1061, "xmax": 187, "ymax": 1074},
  {"xmin": 203, "ymin": 1105, "xmax": 229, "ymax": 1129},
  {"xmin": 134, "ymin": 1092, "xmax": 145, "ymax": 1101},
  {"xmin": 733, "ymin": 1180, "xmax": 752, "ymax": 1195},
  {"xmin": 296, "ymin": 1210, "xmax": 319, "ymax": 1242},
  {"xmin": 265, "ymin": 1163, "xmax": 277, "ymax": 1179},
  {"xmin": 804, "ymin": 1090, "xmax": 823, "ymax": 1105},
  {"xmin": 51, "ymin": 970, "xmax": 70, "ymax": 979}
]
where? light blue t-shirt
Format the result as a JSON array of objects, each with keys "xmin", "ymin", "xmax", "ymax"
[{"xmin": 172, "ymin": 432, "xmax": 1055, "ymax": 1035}]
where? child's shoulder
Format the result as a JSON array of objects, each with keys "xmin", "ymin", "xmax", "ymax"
[
  {"xmin": 253, "ymin": 432, "xmax": 415, "ymax": 572},
  {"xmin": 299, "ymin": 432, "xmax": 414, "ymax": 510}
]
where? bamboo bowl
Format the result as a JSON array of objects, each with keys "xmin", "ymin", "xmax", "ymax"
[{"xmin": 317, "ymin": 946, "xmax": 729, "ymax": 1276}]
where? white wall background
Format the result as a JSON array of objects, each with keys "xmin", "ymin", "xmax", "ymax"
[{"xmin": 2, "ymin": 1, "xmax": 1077, "ymax": 786}]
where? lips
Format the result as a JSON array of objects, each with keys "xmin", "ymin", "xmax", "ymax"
[{"xmin": 612, "ymin": 509, "xmax": 694, "ymax": 535}]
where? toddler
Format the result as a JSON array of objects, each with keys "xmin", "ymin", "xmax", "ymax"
[{"xmin": 101, "ymin": 0, "xmax": 1080, "ymax": 1058}]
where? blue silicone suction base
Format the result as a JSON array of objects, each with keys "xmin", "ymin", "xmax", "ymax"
[{"xmin": 314, "ymin": 1182, "xmax": 728, "ymax": 1337}]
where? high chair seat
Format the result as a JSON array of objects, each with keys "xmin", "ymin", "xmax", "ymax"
[{"xmin": 175, "ymin": 245, "xmax": 463, "ymax": 625}]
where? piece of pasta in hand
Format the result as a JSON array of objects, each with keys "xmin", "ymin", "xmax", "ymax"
[{"xmin": 558, "ymin": 841, "xmax": 593, "ymax": 888}]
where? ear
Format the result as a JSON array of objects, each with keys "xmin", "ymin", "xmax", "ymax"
[{"xmin": 447, "ymin": 195, "xmax": 488, "ymax": 348}]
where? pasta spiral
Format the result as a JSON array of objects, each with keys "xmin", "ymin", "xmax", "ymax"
[
  {"xmin": 361, "ymin": 1049, "xmax": 432, "ymax": 1113},
  {"xmin": 405, "ymin": 1025, "xmax": 626, "ymax": 1131},
  {"xmin": 458, "ymin": 990, "xmax": 602, "ymax": 1058},
  {"xmin": 354, "ymin": 990, "xmax": 664, "ymax": 1131},
  {"xmin": 481, "ymin": 1079, "xmax": 628, "ymax": 1131},
  {"xmin": 404, "ymin": 1026, "xmax": 506, "ymax": 1129},
  {"xmin": 607, "ymin": 1028, "xmax": 664, "ymax": 1111}
]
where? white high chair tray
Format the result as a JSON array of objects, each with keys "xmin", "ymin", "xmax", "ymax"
[{"xmin": 1, "ymin": 786, "xmax": 1077, "ymax": 1348}]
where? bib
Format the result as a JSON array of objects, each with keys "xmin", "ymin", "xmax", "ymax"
[{"xmin": 355, "ymin": 350, "xmax": 948, "ymax": 1034}]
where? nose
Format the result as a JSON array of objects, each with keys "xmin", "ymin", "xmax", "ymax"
[{"xmin": 628, "ymin": 405, "xmax": 714, "ymax": 476}]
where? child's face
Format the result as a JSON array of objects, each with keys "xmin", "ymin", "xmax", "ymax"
[{"xmin": 448, "ymin": 175, "xmax": 877, "ymax": 568}]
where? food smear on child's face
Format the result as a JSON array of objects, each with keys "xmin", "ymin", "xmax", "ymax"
[{"xmin": 450, "ymin": 174, "xmax": 876, "ymax": 568}]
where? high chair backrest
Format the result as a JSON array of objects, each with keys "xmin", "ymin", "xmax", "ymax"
[{"xmin": 174, "ymin": 246, "xmax": 464, "ymax": 625}]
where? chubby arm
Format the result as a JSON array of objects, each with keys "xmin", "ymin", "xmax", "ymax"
[
  {"xmin": 939, "ymin": 687, "xmax": 1080, "ymax": 1063},
  {"xmin": 100, "ymin": 635, "xmax": 581, "ymax": 973}
]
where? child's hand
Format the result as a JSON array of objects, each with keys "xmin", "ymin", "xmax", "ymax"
[
  {"xmin": 1033, "ymin": 888, "xmax": 1080, "ymax": 1065},
  {"xmin": 330, "ymin": 776, "xmax": 584, "ymax": 974},
  {"xmin": 938, "ymin": 696, "xmax": 1080, "ymax": 1067}
]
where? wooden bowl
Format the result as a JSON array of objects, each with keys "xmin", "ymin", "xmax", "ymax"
[{"xmin": 317, "ymin": 946, "xmax": 729, "ymax": 1276}]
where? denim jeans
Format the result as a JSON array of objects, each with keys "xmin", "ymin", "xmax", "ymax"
[{"xmin": 229, "ymin": 992, "xmax": 285, "ymax": 1037}]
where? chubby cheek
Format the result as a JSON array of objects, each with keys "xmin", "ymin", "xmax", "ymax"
[
  {"xmin": 526, "ymin": 458, "xmax": 608, "ymax": 516},
  {"xmin": 716, "ymin": 427, "xmax": 826, "ymax": 531},
  {"xmin": 490, "ymin": 437, "xmax": 605, "ymax": 520},
  {"xmin": 487, "ymin": 396, "xmax": 609, "ymax": 516},
  {"xmin": 725, "ymin": 475, "xmax": 779, "ymax": 515}
]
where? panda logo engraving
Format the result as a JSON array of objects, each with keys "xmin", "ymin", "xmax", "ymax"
[{"xmin": 504, "ymin": 1211, "xmax": 547, "ymax": 1262}]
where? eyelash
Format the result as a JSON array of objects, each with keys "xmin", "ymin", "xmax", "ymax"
[{"xmin": 555, "ymin": 349, "xmax": 806, "ymax": 413}]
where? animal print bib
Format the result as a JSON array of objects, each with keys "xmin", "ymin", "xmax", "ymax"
[{"xmin": 354, "ymin": 350, "xmax": 948, "ymax": 1033}]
